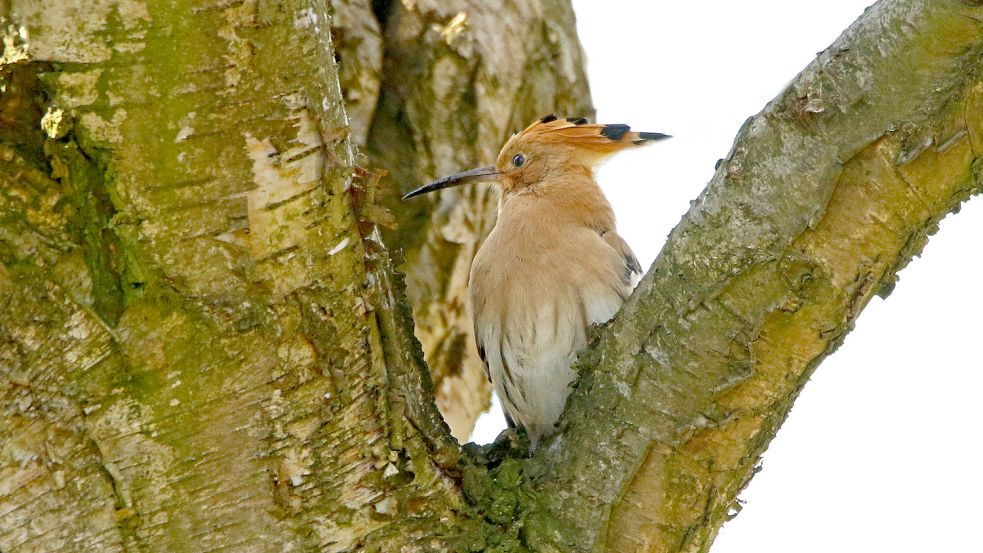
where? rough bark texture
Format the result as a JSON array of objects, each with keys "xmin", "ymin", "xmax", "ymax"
[
  {"xmin": 1, "ymin": 1, "xmax": 981, "ymax": 552},
  {"xmin": 330, "ymin": 0, "xmax": 593, "ymax": 439},
  {"xmin": 0, "ymin": 1, "xmax": 460, "ymax": 551},
  {"xmin": 527, "ymin": 2, "xmax": 983, "ymax": 552}
]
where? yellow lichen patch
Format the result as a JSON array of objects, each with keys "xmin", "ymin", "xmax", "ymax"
[
  {"xmin": 897, "ymin": 133, "xmax": 975, "ymax": 197},
  {"xmin": 716, "ymin": 108, "xmax": 977, "ymax": 419},
  {"xmin": 966, "ymin": 82, "xmax": 983, "ymax": 156},
  {"xmin": 607, "ymin": 410, "xmax": 767, "ymax": 553},
  {"xmin": 0, "ymin": 264, "xmax": 11, "ymax": 299},
  {"xmin": 681, "ymin": 414, "xmax": 768, "ymax": 477},
  {"xmin": 605, "ymin": 441, "xmax": 673, "ymax": 553},
  {"xmin": 0, "ymin": 145, "xmax": 74, "ymax": 257},
  {"xmin": 714, "ymin": 125, "xmax": 975, "ymax": 440}
]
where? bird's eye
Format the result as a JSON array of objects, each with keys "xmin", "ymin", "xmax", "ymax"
[{"xmin": 512, "ymin": 154, "xmax": 526, "ymax": 168}]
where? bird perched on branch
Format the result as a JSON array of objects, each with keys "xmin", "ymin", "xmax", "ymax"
[{"xmin": 403, "ymin": 114, "xmax": 669, "ymax": 448}]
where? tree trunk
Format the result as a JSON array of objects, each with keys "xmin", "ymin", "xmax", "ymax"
[
  {"xmin": 0, "ymin": 0, "xmax": 459, "ymax": 550},
  {"xmin": 531, "ymin": 2, "xmax": 983, "ymax": 551},
  {"xmin": 0, "ymin": 2, "xmax": 980, "ymax": 553}
]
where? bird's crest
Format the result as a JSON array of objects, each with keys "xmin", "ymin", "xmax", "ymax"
[
  {"xmin": 401, "ymin": 114, "xmax": 669, "ymax": 199},
  {"xmin": 503, "ymin": 113, "xmax": 670, "ymax": 156}
]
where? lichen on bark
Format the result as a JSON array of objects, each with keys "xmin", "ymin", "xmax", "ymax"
[
  {"xmin": 528, "ymin": 2, "xmax": 983, "ymax": 551},
  {"xmin": 0, "ymin": 0, "xmax": 461, "ymax": 550}
]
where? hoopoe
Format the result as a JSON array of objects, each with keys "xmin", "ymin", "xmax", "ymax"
[{"xmin": 403, "ymin": 115, "xmax": 669, "ymax": 448}]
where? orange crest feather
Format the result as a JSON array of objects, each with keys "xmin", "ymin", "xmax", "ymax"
[{"xmin": 506, "ymin": 114, "xmax": 669, "ymax": 156}]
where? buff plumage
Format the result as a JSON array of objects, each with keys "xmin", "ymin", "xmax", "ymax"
[{"xmin": 404, "ymin": 115, "xmax": 668, "ymax": 447}]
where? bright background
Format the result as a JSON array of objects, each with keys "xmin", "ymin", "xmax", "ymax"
[{"xmin": 469, "ymin": 2, "xmax": 983, "ymax": 551}]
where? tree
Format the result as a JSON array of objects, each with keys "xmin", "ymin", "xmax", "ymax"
[{"xmin": 0, "ymin": 1, "xmax": 979, "ymax": 553}]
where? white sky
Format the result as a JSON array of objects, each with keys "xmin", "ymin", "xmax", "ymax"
[{"xmin": 471, "ymin": 2, "xmax": 983, "ymax": 551}]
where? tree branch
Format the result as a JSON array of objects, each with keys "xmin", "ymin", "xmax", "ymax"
[{"xmin": 530, "ymin": 1, "xmax": 983, "ymax": 551}]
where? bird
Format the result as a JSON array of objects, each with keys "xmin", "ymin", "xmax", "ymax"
[{"xmin": 403, "ymin": 114, "xmax": 669, "ymax": 448}]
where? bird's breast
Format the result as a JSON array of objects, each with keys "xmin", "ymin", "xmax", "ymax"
[{"xmin": 468, "ymin": 221, "xmax": 631, "ymax": 444}]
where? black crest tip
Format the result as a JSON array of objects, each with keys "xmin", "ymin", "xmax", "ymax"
[
  {"xmin": 566, "ymin": 117, "xmax": 589, "ymax": 125},
  {"xmin": 600, "ymin": 124, "xmax": 631, "ymax": 141},
  {"xmin": 539, "ymin": 113, "xmax": 558, "ymax": 124}
]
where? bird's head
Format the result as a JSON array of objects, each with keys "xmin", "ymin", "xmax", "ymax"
[{"xmin": 402, "ymin": 114, "xmax": 669, "ymax": 200}]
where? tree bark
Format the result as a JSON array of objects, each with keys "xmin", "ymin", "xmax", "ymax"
[
  {"xmin": 0, "ymin": 0, "xmax": 460, "ymax": 550},
  {"xmin": 0, "ymin": 1, "xmax": 981, "ymax": 553},
  {"xmin": 528, "ymin": 2, "xmax": 983, "ymax": 551}
]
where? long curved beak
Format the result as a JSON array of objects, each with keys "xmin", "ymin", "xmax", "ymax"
[{"xmin": 402, "ymin": 165, "xmax": 499, "ymax": 200}]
